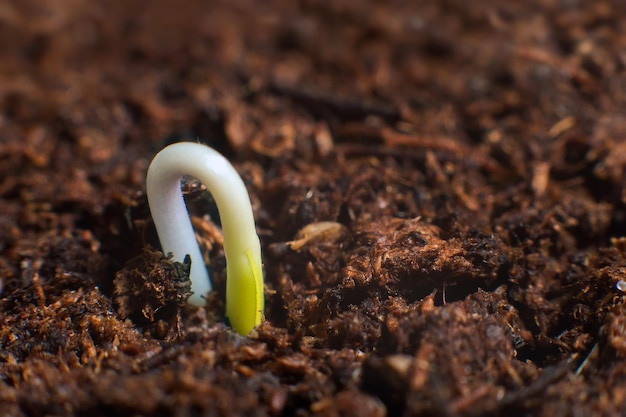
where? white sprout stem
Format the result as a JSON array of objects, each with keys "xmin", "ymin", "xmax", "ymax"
[{"xmin": 146, "ymin": 142, "xmax": 263, "ymax": 334}]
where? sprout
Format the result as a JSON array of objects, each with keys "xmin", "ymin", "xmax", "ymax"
[{"xmin": 146, "ymin": 142, "xmax": 264, "ymax": 335}]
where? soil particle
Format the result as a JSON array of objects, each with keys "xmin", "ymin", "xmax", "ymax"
[{"xmin": 113, "ymin": 249, "xmax": 194, "ymax": 339}]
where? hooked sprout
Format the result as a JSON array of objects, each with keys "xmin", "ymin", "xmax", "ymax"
[{"xmin": 146, "ymin": 142, "xmax": 263, "ymax": 335}]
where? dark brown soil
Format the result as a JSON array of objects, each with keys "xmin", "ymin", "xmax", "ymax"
[{"xmin": 1, "ymin": 0, "xmax": 626, "ymax": 416}]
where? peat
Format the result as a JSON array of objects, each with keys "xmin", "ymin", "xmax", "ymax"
[{"xmin": 1, "ymin": 0, "xmax": 626, "ymax": 416}]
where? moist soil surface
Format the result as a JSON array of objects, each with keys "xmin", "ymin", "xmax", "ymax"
[{"xmin": 1, "ymin": 1, "xmax": 626, "ymax": 416}]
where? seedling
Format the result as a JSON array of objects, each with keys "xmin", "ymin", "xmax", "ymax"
[{"xmin": 146, "ymin": 142, "xmax": 264, "ymax": 335}]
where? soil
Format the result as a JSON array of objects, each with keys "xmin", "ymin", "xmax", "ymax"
[{"xmin": 1, "ymin": 0, "xmax": 626, "ymax": 416}]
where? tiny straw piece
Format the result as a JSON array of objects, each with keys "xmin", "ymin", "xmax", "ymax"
[{"xmin": 146, "ymin": 142, "xmax": 264, "ymax": 335}]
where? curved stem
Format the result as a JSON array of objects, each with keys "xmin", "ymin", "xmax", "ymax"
[{"xmin": 146, "ymin": 142, "xmax": 263, "ymax": 335}]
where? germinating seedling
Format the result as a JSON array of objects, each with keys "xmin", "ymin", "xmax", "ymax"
[{"xmin": 146, "ymin": 142, "xmax": 263, "ymax": 335}]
